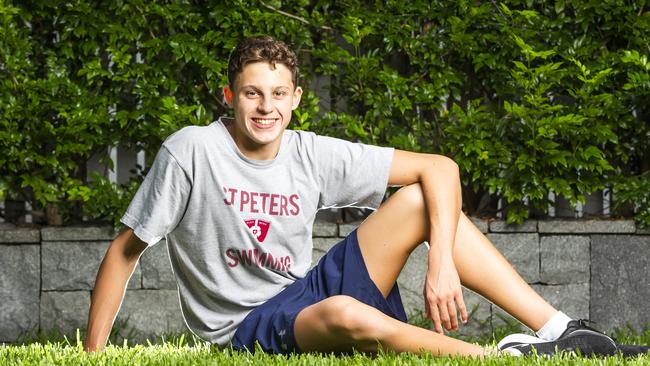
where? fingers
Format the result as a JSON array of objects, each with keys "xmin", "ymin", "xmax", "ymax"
[
  {"xmin": 423, "ymin": 272, "xmax": 467, "ymax": 332},
  {"xmin": 425, "ymin": 287, "xmax": 445, "ymax": 333},
  {"xmin": 432, "ymin": 296, "xmax": 465, "ymax": 332},
  {"xmin": 438, "ymin": 299, "xmax": 452, "ymax": 331},
  {"xmin": 430, "ymin": 303, "xmax": 443, "ymax": 334},
  {"xmin": 427, "ymin": 295, "xmax": 457, "ymax": 332},
  {"xmin": 447, "ymin": 299, "xmax": 458, "ymax": 330},
  {"xmin": 456, "ymin": 292, "xmax": 469, "ymax": 325}
]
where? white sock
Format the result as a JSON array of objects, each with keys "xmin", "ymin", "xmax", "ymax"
[{"xmin": 535, "ymin": 311, "xmax": 572, "ymax": 341}]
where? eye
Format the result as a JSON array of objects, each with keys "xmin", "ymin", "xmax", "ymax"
[
  {"xmin": 274, "ymin": 90, "xmax": 288, "ymax": 98},
  {"xmin": 245, "ymin": 90, "xmax": 259, "ymax": 97}
]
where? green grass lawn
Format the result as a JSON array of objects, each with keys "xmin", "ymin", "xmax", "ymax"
[
  {"xmin": 2, "ymin": 340, "xmax": 649, "ymax": 366},
  {"xmin": 2, "ymin": 325, "xmax": 649, "ymax": 365}
]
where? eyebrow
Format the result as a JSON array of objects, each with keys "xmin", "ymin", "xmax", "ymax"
[{"xmin": 239, "ymin": 85, "xmax": 291, "ymax": 90}]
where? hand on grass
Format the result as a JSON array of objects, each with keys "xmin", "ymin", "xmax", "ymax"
[{"xmin": 423, "ymin": 252, "xmax": 468, "ymax": 334}]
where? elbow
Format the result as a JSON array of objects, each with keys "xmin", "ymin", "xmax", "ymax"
[
  {"xmin": 121, "ymin": 243, "xmax": 146, "ymax": 265},
  {"xmin": 431, "ymin": 154, "xmax": 460, "ymax": 178},
  {"xmin": 108, "ymin": 229, "xmax": 147, "ymax": 266}
]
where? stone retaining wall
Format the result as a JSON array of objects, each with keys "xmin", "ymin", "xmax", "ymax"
[{"xmin": 1, "ymin": 218, "xmax": 649, "ymax": 342}]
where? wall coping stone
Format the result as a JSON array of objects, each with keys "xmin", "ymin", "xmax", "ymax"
[
  {"xmin": 538, "ymin": 219, "xmax": 636, "ymax": 234},
  {"xmin": 636, "ymin": 225, "xmax": 650, "ymax": 235},
  {"xmin": 41, "ymin": 226, "xmax": 116, "ymax": 241},
  {"xmin": 0, "ymin": 228, "xmax": 40, "ymax": 243},
  {"xmin": 489, "ymin": 220, "xmax": 538, "ymax": 233}
]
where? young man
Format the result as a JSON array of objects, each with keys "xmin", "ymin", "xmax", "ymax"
[{"xmin": 84, "ymin": 35, "xmax": 647, "ymax": 357}]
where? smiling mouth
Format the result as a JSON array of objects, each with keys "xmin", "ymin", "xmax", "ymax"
[{"xmin": 251, "ymin": 118, "xmax": 278, "ymax": 128}]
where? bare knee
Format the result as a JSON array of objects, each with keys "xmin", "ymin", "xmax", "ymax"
[
  {"xmin": 321, "ymin": 296, "xmax": 386, "ymax": 349},
  {"xmin": 393, "ymin": 183, "xmax": 425, "ymax": 209}
]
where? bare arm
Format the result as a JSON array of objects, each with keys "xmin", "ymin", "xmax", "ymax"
[
  {"xmin": 388, "ymin": 150, "xmax": 461, "ymax": 256},
  {"xmin": 388, "ymin": 149, "xmax": 466, "ymax": 333},
  {"xmin": 84, "ymin": 228, "xmax": 147, "ymax": 352}
]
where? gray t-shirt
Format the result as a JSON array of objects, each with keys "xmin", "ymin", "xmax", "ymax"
[{"xmin": 121, "ymin": 117, "xmax": 394, "ymax": 346}]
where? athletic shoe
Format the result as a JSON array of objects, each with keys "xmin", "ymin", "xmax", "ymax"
[
  {"xmin": 498, "ymin": 333, "xmax": 546, "ymax": 350},
  {"xmin": 499, "ymin": 319, "xmax": 618, "ymax": 357}
]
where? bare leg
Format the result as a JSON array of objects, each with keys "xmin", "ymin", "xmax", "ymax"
[
  {"xmin": 452, "ymin": 214, "xmax": 557, "ymax": 330},
  {"xmin": 295, "ymin": 183, "xmax": 555, "ymax": 355},
  {"xmin": 357, "ymin": 183, "xmax": 556, "ymax": 330},
  {"xmin": 295, "ymin": 295, "xmax": 486, "ymax": 356}
]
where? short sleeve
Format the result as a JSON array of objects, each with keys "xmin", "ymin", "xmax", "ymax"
[
  {"xmin": 121, "ymin": 146, "xmax": 191, "ymax": 246},
  {"xmin": 315, "ymin": 135, "xmax": 394, "ymax": 209}
]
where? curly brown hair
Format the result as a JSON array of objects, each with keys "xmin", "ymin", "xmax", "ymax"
[{"xmin": 227, "ymin": 35, "xmax": 299, "ymax": 89}]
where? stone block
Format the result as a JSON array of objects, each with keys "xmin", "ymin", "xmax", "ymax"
[
  {"xmin": 313, "ymin": 237, "xmax": 340, "ymax": 252},
  {"xmin": 42, "ymin": 241, "xmax": 141, "ymax": 290},
  {"xmin": 538, "ymin": 220, "xmax": 635, "ymax": 234},
  {"xmin": 489, "ymin": 220, "xmax": 537, "ymax": 233},
  {"xmin": 41, "ymin": 226, "xmax": 116, "ymax": 241},
  {"xmin": 141, "ymin": 240, "xmax": 176, "ymax": 289},
  {"xmin": 311, "ymin": 237, "xmax": 340, "ymax": 267},
  {"xmin": 397, "ymin": 243, "xmax": 428, "ymax": 316},
  {"xmin": 116, "ymin": 290, "xmax": 186, "ymax": 340},
  {"xmin": 0, "ymin": 245, "xmax": 40, "ymax": 341},
  {"xmin": 469, "ymin": 217, "xmax": 488, "ymax": 234},
  {"xmin": 540, "ymin": 236, "xmax": 590, "ymax": 284},
  {"xmin": 40, "ymin": 291, "xmax": 91, "ymax": 337},
  {"xmin": 487, "ymin": 233, "xmax": 540, "ymax": 283},
  {"xmin": 492, "ymin": 283, "xmax": 587, "ymax": 334},
  {"xmin": 313, "ymin": 220, "xmax": 338, "ymax": 237},
  {"xmin": 532, "ymin": 284, "xmax": 589, "ymax": 320},
  {"xmin": 311, "ymin": 248, "xmax": 327, "ymax": 268},
  {"xmin": 339, "ymin": 221, "xmax": 363, "ymax": 238},
  {"xmin": 398, "ymin": 284, "xmax": 423, "ymax": 324},
  {"xmin": 492, "ymin": 306, "xmax": 530, "ymax": 334},
  {"xmin": 0, "ymin": 228, "xmax": 40, "ymax": 243},
  {"xmin": 591, "ymin": 235, "xmax": 650, "ymax": 332}
]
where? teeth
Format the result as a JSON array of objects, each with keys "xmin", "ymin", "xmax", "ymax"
[{"xmin": 254, "ymin": 119, "xmax": 274, "ymax": 125}]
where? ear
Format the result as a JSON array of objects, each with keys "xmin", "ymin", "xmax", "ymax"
[
  {"xmin": 223, "ymin": 85, "xmax": 234, "ymax": 107},
  {"xmin": 291, "ymin": 86, "xmax": 303, "ymax": 110}
]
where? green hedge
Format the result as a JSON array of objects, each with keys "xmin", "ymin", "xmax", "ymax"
[{"xmin": 1, "ymin": 1, "xmax": 648, "ymax": 226}]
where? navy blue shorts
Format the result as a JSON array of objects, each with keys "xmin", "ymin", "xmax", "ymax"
[{"xmin": 231, "ymin": 229, "xmax": 407, "ymax": 354}]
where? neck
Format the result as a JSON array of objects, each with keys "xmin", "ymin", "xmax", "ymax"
[{"xmin": 226, "ymin": 123, "xmax": 281, "ymax": 161}]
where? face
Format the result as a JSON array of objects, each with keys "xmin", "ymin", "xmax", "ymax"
[{"xmin": 224, "ymin": 62, "xmax": 302, "ymax": 160}]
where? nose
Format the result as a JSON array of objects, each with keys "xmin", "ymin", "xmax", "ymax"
[{"xmin": 257, "ymin": 96, "xmax": 273, "ymax": 114}]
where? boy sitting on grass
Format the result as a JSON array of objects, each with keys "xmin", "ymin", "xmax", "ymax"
[{"xmin": 84, "ymin": 35, "xmax": 648, "ymax": 357}]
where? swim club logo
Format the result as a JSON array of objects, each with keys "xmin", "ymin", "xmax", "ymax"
[
  {"xmin": 226, "ymin": 219, "xmax": 290, "ymax": 272},
  {"xmin": 244, "ymin": 219, "xmax": 270, "ymax": 242}
]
